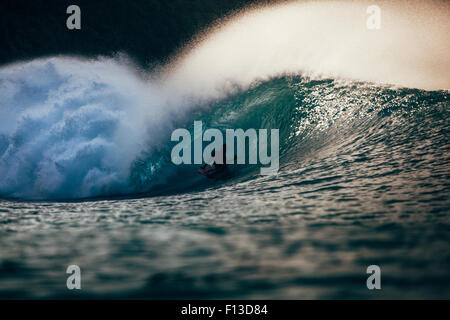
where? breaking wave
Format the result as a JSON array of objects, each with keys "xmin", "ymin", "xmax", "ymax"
[{"xmin": 0, "ymin": 0, "xmax": 448, "ymax": 199}]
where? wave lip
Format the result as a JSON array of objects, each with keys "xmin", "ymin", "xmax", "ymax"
[{"xmin": 166, "ymin": 0, "xmax": 450, "ymax": 96}]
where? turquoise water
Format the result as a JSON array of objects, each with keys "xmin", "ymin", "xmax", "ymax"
[{"xmin": 1, "ymin": 68, "xmax": 449, "ymax": 298}]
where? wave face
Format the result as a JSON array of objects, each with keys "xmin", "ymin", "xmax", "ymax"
[{"xmin": 0, "ymin": 0, "xmax": 449, "ymax": 200}]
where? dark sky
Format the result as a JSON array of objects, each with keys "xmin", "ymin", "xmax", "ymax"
[{"xmin": 0, "ymin": 0, "xmax": 275, "ymax": 68}]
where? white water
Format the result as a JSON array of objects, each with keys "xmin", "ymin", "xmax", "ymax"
[
  {"xmin": 0, "ymin": 0, "xmax": 448, "ymax": 199},
  {"xmin": 0, "ymin": 58, "xmax": 180, "ymax": 199}
]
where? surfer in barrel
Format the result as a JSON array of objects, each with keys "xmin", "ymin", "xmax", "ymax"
[{"xmin": 199, "ymin": 144, "xmax": 232, "ymax": 179}]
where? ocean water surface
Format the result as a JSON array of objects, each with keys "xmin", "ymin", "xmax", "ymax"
[{"xmin": 0, "ymin": 0, "xmax": 449, "ymax": 299}]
